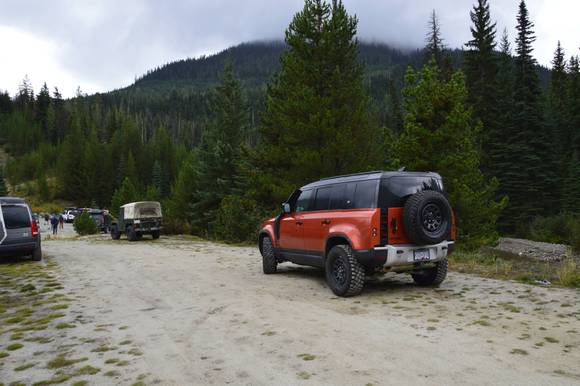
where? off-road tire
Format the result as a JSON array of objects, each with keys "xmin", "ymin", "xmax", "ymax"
[
  {"xmin": 127, "ymin": 226, "xmax": 138, "ymax": 242},
  {"xmin": 411, "ymin": 258, "xmax": 448, "ymax": 286},
  {"xmin": 325, "ymin": 245, "xmax": 365, "ymax": 297},
  {"xmin": 404, "ymin": 190, "xmax": 452, "ymax": 245},
  {"xmin": 151, "ymin": 230, "xmax": 160, "ymax": 240},
  {"xmin": 32, "ymin": 245, "xmax": 42, "ymax": 261},
  {"xmin": 110, "ymin": 226, "xmax": 121, "ymax": 240},
  {"xmin": 261, "ymin": 236, "xmax": 277, "ymax": 274}
]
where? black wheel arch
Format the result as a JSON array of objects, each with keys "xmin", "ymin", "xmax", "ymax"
[{"xmin": 324, "ymin": 233, "xmax": 354, "ymax": 261}]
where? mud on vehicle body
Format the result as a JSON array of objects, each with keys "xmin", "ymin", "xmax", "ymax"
[
  {"xmin": 110, "ymin": 201, "xmax": 162, "ymax": 242},
  {"xmin": 258, "ymin": 171, "xmax": 456, "ymax": 297}
]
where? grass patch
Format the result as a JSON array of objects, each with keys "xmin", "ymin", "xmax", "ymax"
[
  {"xmin": 544, "ymin": 337, "xmax": 560, "ymax": 343},
  {"xmin": 127, "ymin": 348, "xmax": 143, "ymax": 356},
  {"xmin": 116, "ymin": 360, "xmax": 130, "ymax": 367},
  {"xmin": 472, "ymin": 319, "xmax": 491, "ymax": 327},
  {"xmin": 72, "ymin": 382, "xmax": 88, "ymax": 386},
  {"xmin": 48, "ymin": 304, "xmax": 69, "ymax": 311},
  {"xmin": 510, "ymin": 348, "xmax": 528, "ymax": 355},
  {"xmin": 91, "ymin": 345, "xmax": 114, "ymax": 353},
  {"xmin": 32, "ymin": 374, "xmax": 71, "ymax": 385},
  {"xmin": 55, "ymin": 322, "xmax": 75, "ymax": 329},
  {"xmin": 0, "ymin": 351, "xmax": 9, "ymax": 358},
  {"xmin": 297, "ymin": 371, "xmax": 311, "ymax": 380},
  {"xmin": 14, "ymin": 362, "xmax": 36, "ymax": 371},
  {"xmin": 119, "ymin": 339, "xmax": 132, "ymax": 345},
  {"xmin": 297, "ymin": 353, "xmax": 316, "ymax": 361},
  {"xmin": 75, "ymin": 365, "xmax": 100, "ymax": 375},
  {"xmin": 104, "ymin": 370, "xmax": 121, "ymax": 377},
  {"xmin": 6, "ymin": 343, "xmax": 23, "ymax": 351},
  {"xmin": 46, "ymin": 355, "xmax": 88, "ymax": 369},
  {"xmin": 105, "ymin": 358, "xmax": 120, "ymax": 364}
]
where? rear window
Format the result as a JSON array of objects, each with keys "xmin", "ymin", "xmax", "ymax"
[
  {"xmin": 2, "ymin": 206, "xmax": 31, "ymax": 229},
  {"xmin": 379, "ymin": 176, "xmax": 444, "ymax": 208}
]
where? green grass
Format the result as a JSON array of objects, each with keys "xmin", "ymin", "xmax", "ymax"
[
  {"xmin": 32, "ymin": 374, "xmax": 71, "ymax": 386},
  {"xmin": 6, "ymin": 343, "xmax": 23, "ymax": 351},
  {"xmin": 510, "ymin": 348, "xmax": 529, "ymax": 355},
  {"xmin": 75, "ymin": 365, "xmax": 100, "ymax": 375},
  {"xmin": 46, "ymin": 355, "xmax": 88, "ymax": 369},
  {"xmin": 14, "ymin": 362, "xmax": 36, "ymax": 371},
  {"xmin": 297, "ymin": 353, "xmax": 316, "ymax": 361},
  {"xmin": 55, "ymin": 322, "xmax": 75, "ymax": 329}
]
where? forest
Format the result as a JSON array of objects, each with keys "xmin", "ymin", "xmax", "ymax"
[{"xmin": 0, "ymin": 0, "xmax": 578, "ymax": 249}]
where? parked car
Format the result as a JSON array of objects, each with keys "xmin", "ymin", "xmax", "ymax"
[
  {"xmin": 62, "ymin": 208, "xmax": 80, "ymax": 223},
  {"xmin": 258, "ymin": 171, "xmax": 456, "ymax": 297},
  {"xmin": 110, "ymin": 202, "xmax": 162, "ymax": 241},
  {"xmin": 0, "ymin": 197, "xmax": 42, "ymax": 261},
  {"xmin": 87, "ymin": 209, "xmax": 109, "ymax": 233}
]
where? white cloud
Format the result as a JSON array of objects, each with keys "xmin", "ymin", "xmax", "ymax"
[{"xmin": 0, "ymin": 0, "xmax": 578, "ymax": 97}]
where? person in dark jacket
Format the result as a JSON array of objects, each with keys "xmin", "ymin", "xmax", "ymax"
[{"xmin": 50, "ymin": 215, "xmax": 59, "ymax": 235}]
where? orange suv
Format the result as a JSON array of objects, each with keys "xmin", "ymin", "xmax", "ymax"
[{"xmin": 258, "ymin": 171, "xmax": 456, "ymax": 297}]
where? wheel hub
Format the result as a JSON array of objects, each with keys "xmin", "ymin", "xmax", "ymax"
[{"xmin": 422, "ymin": 203, "xmax": 442, "ymax": 232}]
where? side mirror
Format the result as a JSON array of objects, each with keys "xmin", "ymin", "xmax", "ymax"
[{"xmin": 282, "ymin": 203, "xmax": 291, "ymax": 213}]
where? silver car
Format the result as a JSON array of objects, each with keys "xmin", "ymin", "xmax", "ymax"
[{"xmin": 0, "ymin": 197, "xmax": 42, "ymax": 261}]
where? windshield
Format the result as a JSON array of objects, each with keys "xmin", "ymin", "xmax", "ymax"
[
  {"xmin": 379, "ymin": 176, "xmax": 444, "ymax": 208},
  {"xmin": 2, "ymin": 205, "xmax": 31, "ymax": 229}
]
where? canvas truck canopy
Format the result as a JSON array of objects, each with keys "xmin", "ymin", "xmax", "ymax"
[{"xmin": 121, "ymin": 202, "xmax": 162, "ymax": 220}]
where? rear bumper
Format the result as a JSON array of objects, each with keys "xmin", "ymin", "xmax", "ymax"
[
  {"xmin": 0, "ymin": 241, "xmax": 39, "ymax": 256},
  {"xmin": 353, "ymin": 241, "xmax": 454, "ymax": 268}
]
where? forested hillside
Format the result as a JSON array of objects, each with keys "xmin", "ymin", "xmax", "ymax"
[{"xmin": 0, "ymin": 0, "xmax": 578, "ymax": 248}]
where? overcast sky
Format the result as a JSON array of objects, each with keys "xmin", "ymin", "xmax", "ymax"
[{"xmin": 1, "ymin": 0, "xmax": 578, "ymax": 97}]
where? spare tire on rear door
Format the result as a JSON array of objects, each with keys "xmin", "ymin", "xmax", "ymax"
[{"xmin": 403, "ymin": 190, "xmax": 452, "ymax": 245}]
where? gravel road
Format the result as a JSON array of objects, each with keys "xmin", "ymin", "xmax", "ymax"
[{"xmin": 3, "ymin": 236, "xmax": 580, "ymax": 385}]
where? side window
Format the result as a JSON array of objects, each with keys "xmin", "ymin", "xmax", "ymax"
[
  {"xmin": 329, "ymin": 184, "xmax": 348, "ymax": 210},
  {"xmin": 294, "ymin": 190, "xmax": 313, "ymax": 213},
  {"xmin": 313, "ymin": 187, "xmax": 332, "ymax": 211},
  {"xmin": 353, "ymin": 180, "xmax": 378, "ymax": 209},
  {"xmin": 2, "ymin": 206, "xmax": 31, "ymax": 229}
]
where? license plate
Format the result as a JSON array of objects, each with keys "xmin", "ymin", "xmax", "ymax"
[{"xmin": 413, "ymin": 249, "xmax": 430, "ymax": 261}]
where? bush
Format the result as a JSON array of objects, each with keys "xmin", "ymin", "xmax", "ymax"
[
  {"xmin": 212, "ymin": 195, "xmax": 267, "ymax": 243},
  {"xmin": 526, "ymin": 213, "xmax": 580, "ymax": 253},
  {"xmin": 73, "ymin": 212, "xmax": 98, "ymax": 235}
]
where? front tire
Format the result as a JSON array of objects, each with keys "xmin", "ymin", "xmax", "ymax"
[
  {"xmin": 127, "ymin": 226, "xmax": 138, "ymax": 242},
  {"xmin": 151, "ymin": 230, "xmax": 160, "ymax": 239},
  {"xmin": 411, "ymin": 258, "xmax": 448, "ymax": 286},
  {"xmin": 325, "ymin": 245, "xmax": 365, "ymax": 297},
  {"xmin": 261, "ymin": 236, "xmax": 277, "ymax": 274}
]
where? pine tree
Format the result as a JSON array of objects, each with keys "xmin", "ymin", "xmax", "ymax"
[
  {"xmin": 190, "ymin": 57, "xmax": 248, "ymax": 233},
  {"xmin": 0, "ymin": 168, "xmax": 8, "ymax": 196},
  {"xmin": 508, "ymin": 0, "xmax": 552, "ymax": 226},
  {"xmin": 167, "ymin": 152, "xmax": 198, "ymax": 221},
  {"xmin": 252, "ymin": 0, "xmax": 381, "ymax": 206},
  {"xmin": 464, "ymin": 0, "xmax": 498, "ymax": 172},
  {"xmin": 425, "ymin": 10, "xmax": 445, "ymax": 67},
  {"xmin": 36, "ymin": 83, "xmax": 51, "ymax": 140},
  {"xmin": 567, "ymin": 56, "xmax": 580, "ymax": 155},
  {"xmin": 397, "ymin": 61, "xmax": 506, "ymax": 247},
  {"xmin": 110, "ymin": 177, "xmax": 139, "ymax": 212},
  {"xmin": 562, "ymin": 151, "xmax": 580, "ymax": 213}
]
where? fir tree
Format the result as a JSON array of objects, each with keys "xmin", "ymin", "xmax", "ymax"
[
  {"xmin": 425, "ymin": 10, "xmax": 445, "ymax": 67},
  {"xmin": 253, "ymin": 0, "xmax": 381, "ymax": 206},
  {"xmin": 397, "ymin": 61, "xmax": 506, "ymax": 247},
  {"xmin": 110, "ymin": 177, "xmax": 139, "ymax": 212},
  {"xmin": 190, "ymin": 57, "xmax": 248, "ymax": 233},
  {"xmin": 464, "ymin": 0, "xmax": 498, "ymax": 172},
  {"xmin": 561, "ymin": 151, "xmax": 580, "ymax": 213}
]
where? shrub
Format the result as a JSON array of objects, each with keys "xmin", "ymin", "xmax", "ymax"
[
  {"xmin": 526, "ymin": 213, "xmax": 580, "ymax": 253},
  {"xmin": 212, "ymin": 195, "xmax": 267, "ymax": 243},
  {"xmin": 73, "ymin": 212, "xmax": 98, "ymax": 235}
]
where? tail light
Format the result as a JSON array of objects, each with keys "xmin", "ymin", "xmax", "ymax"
[
  {"xmin": 384, "ymin": 208, "xmax": 411, "ymax": 245},
  {"xmin": 31, "ymin": 220, "xmax": 39, "ymax": 236}
]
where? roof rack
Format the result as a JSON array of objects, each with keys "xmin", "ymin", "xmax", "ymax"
[{"xmin": 319, "ymin": 171, "xmax": 384, "ymax": 181}]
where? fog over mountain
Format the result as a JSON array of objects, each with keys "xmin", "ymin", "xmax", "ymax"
[{"xmin": 1, "ymin": 0, "xmax": 578, "ymax": 97}]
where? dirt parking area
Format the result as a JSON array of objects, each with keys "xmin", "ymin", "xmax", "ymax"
[{"xmin": 1, "ymin": 236, "xmax": 580, "ymax": 385}]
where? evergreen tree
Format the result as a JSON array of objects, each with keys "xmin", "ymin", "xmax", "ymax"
[
  {"xmin": 508, "ymin": 0, "xmax": 552, "ymax": 227},
  {"xmin": 167, "ymin": 152, "xmax": 198, "ymax": 221},
  {"xmin": 190, "ymin": 57, "xmax": 248, "ymax": 233},
  {"xmin": 253, "ymin": 0, "xmax": 381, "ymax": 206},
  {"xmin": 0, "ymin": 168, "xmax": 8, "ymax": 196},
  {"xmin": 562, "ymin": 151, "xmax": 580, "ymax": 213},
  {"xmin": 567, "ymin": 56, "xmax": 580, "ymax": 155},
  {"xmin": 36, "ymin": 83, "xmax": 51, "ymax": 140},
  {"xmin": 464, "ymin": 0, "xmax": 498, "ymax": 171},
  {"xmin": 397, "ymin": 61, "xmax": 506, "ymax": 247},
  {"xmin": 110, "ymin": 177, "xmax": 139, "ymax": 212},
  {"xmin": 425, "ymin": 10, "xmax": 445, "ymax": 67}
]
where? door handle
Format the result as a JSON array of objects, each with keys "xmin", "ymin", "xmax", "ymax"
[
  {"xmin": 321, "ymin": 220, "xmax": 331, "ymax": 225},
  {"xmin": 296, "ymin": 221, "xmax": 303, "ymax": 225}
]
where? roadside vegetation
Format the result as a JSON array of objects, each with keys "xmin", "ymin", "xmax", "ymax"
[
  {"xmin": 0, "ymin": 0, "xmax": 579, "ymax": 252},
  {"xmin": 449, "ymin": 250, "xmax": 580, "ymax": 288}
]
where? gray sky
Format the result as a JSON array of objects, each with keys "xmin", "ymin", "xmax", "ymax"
[{"xmin": 1, "ymin": 0, "xmax": 578, "ymax": 97}]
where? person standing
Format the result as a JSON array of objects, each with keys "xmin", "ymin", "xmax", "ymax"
[
  {"xmin": 44, "ymin": 213, "xmax": 49, "ymax": 226},
  {"xmin": 59, "ymin": 214, "xmax": 64, "ymax": 230},
  {"xmin": 50, "ymin": 215, "xmax": 59, "ymax": 235}
]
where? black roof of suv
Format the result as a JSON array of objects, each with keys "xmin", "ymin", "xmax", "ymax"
[{"xmin": 301, "ymin": 171, "xmax": 442, "ymax": 189}]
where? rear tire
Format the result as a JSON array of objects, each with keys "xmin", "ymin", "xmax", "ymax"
[
  {"xmin": 151, "ymin": 230, "xmax": 160, "ymax": 239},
  {"xmin": 110, "ymin": 226, "xmax": 121, "ymax": 240},
  {"xmin": 325, "ymin": 245, "xmax": 365, "ymax": 297},
  {"xmin": 32, "ymin": 245, "xmax": 42, "ymax": 261},
  {"xmin": 127, "ymin": 226, "xmax": 138, "ymax": 242},
  {"xmin": 411, "ymin": 258, "xmax": 448, "ymax": 286},
  {"xmin": 261, "ymin": 236, "xmax": 277, "ymax": 274}
]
